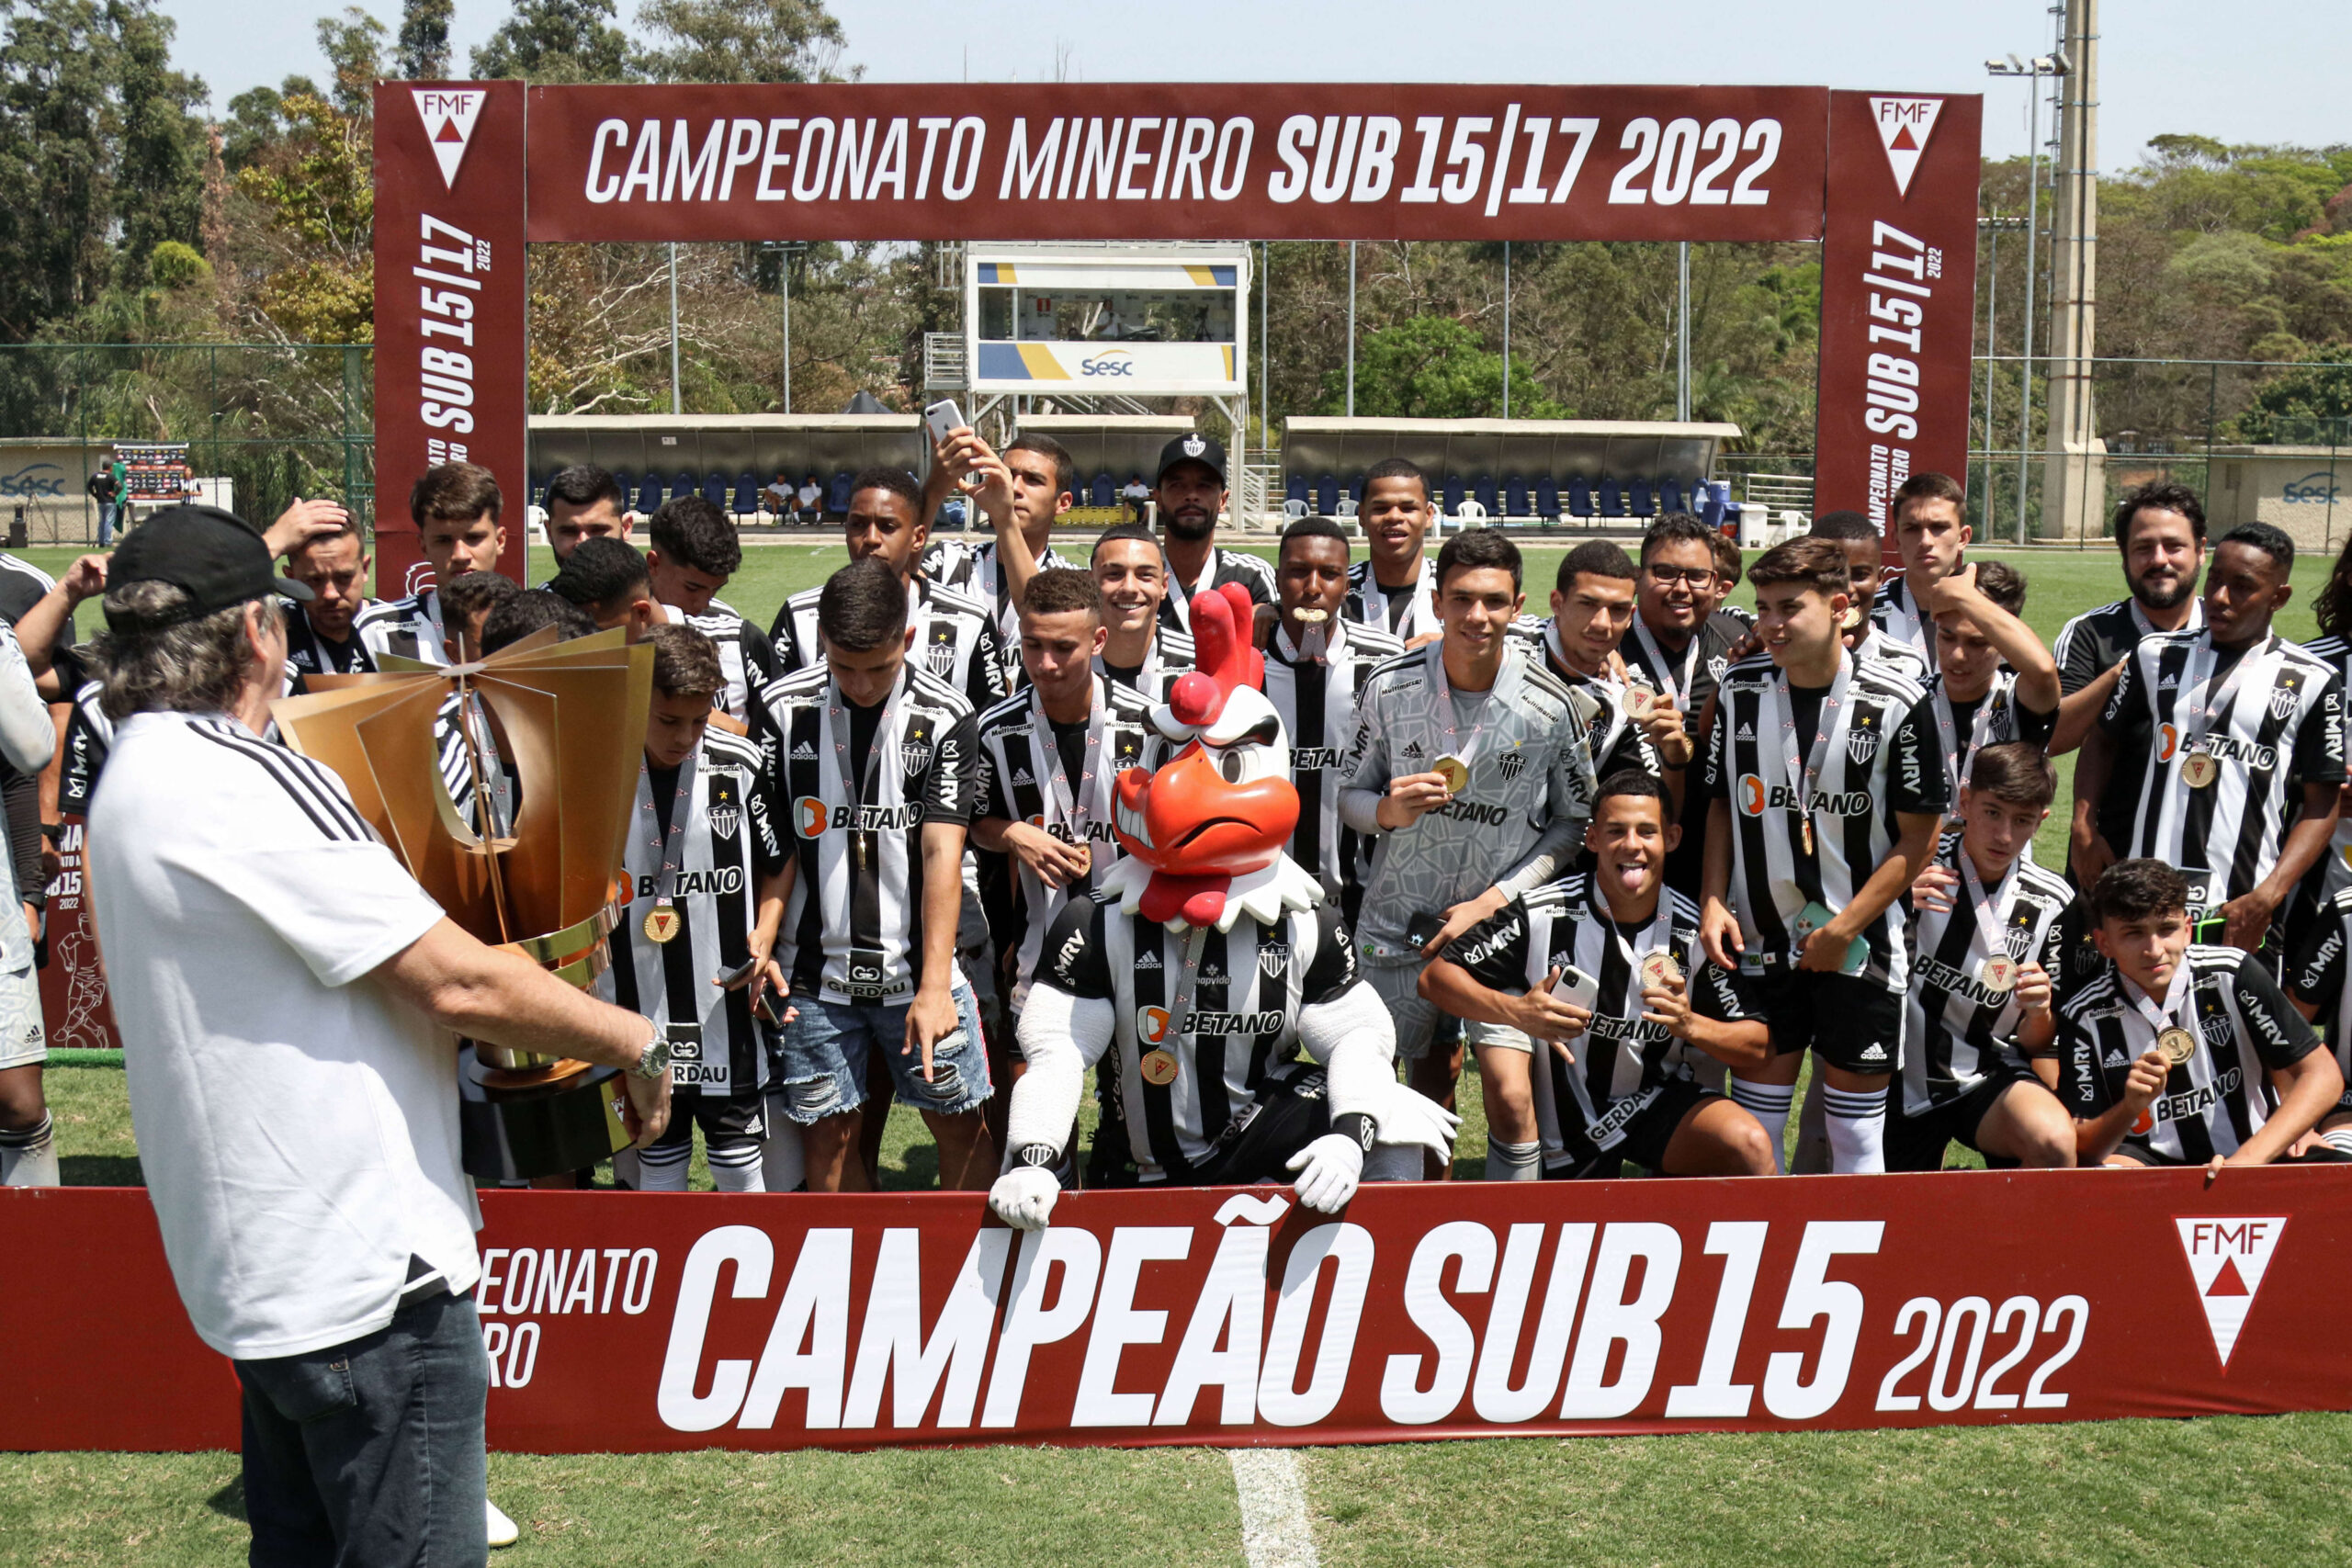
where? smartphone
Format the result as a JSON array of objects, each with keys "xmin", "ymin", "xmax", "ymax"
[
  {"xmin": 715, "ymin": 954, "xmax": 761, "ymax": 988},
  {"xmin": 1548, "ymin": 964, "xmax": 1600, "ymax": 1016},
  {"xmin": 1407, "ymin": 910, "xmax": 1450, "ymax": 952},
  {"xmin": 1792, "ymin": 899, "xmax": 1869, "ymax": 976},
  {"xmin": 924, "ymin": 399, "xmax": 967, "ymax": 444}
]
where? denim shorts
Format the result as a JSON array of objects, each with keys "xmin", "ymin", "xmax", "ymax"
[{"xmin": 770, "ymin": 984, "xmax": 989, "ymax": 1124}]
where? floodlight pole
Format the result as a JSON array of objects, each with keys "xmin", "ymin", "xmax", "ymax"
[
  {"xmin": 1502, "ymin": 242, "xmax": 1511, "ymax": 420},
  {"xmin": 1261, "ymin": 241, "xmax": 1270, "ymax": 447},
  {"xmin": 1988, "ymin": 52, "xmax": 2062, "ymax": 541},
  {"xmin": 1346, "ymin": 240, "xmax": 1357, "ymax": 418},
  {"xmin": 1676, "ymin": 242, "xmax": 1691, "ymax": 422},
  {"xmin": 668, "ymin": 242, "xmax": 683, "ymax": 417}
]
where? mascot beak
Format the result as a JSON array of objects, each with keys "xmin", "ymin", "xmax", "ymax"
[{"xmin": 1113, "ymin": 746, "xmax": 1296, "ymax": 876}]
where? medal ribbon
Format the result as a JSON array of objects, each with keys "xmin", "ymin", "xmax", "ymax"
[
  {"xmin": 1931, "ymin": 676, "xmax": 1998, "ymax": 804},
  {"xmin": 827, "ymin": 669, "xmax": 907, "ymax": 864},
  {"xmin": 2123, "ymin": 957, "xmax": 2196, "ymax": 1050},
  {"xmin": 1594, "ymin": 880, "xmax": 1680, "ymax": 992},
  {"xmin": 1774, "ymin": 656, "xmax": 1854, "ymax": 854},
  {"xmin": 1035, "ymin": 678, "xmax": 1106, "ymax": 847},
  {"xmin": 638, "ymin": 750, "xmax": 700, "ymax": 911},
  {"xmin": 1955, "ymin": 847, "xmax": 2016, "ymax": 975},
  {"xmin": 1631, "ymin": 618, "xmax": 1703, "ymax": 710},
  {"xmin": 2181, "ymin": 635, "xmax": 2273, "ymax": 762},
  {"xmin": 1429, "ymin": 640, "xmax": 1497, "ymax": 771}
]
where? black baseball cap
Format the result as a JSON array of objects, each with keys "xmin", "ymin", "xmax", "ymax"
[
  {"xmin": 1155, "ymin": 433, "xmax": 1227, "ymax": 488},
  {"xmin": 104, "ymin": 504, "xmax": 312, "ymax": 630}
]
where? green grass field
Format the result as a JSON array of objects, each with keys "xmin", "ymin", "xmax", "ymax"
[{"xmin": 13, "ymin": 536, "xmax": 2351, "ymax": 1566}]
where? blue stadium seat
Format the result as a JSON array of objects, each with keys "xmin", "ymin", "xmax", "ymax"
[
  {"xmin": 1473, "ymin": 474, "xmax": 1498, "ymax": 516},
  {"xmin": 829, "ymin": 471, "xmax": 854, "ymax": 514},
  {"xmin": 1503, "ymin": 475, "xmax": 1531, "ymax": 518},
  {"xmin": 701, "ymin": 471, "xmax": 729, "ymax": 504},
  {"xmin": 1566, "ymin": 477, "xmax": 1594, "ymax": 518},
  {"xmin": 611, "ymin": 470, "xmax": 638, "ymax": 512},
  {"xmin": 1091, "ymin": 473, "xmax": 1115, "ymax": 509},
  {"xmin": 1442, "ymin": 474, "xmax": 1465, "ymax": 515},
  {"xmin": 1598, "ymin": 479, "xmax": 1626, "ymax": 519},
  {"xmin": 1315, "ymin": 474, "xmax": 1338, "ymax": 515},
  {"xmin": 1286, "ymin": 475, "xmax": 1309, "ymax": 509},
  {"xmin": 1659, "ymin": 478, "xmax": 1689, "ymax": 516},
  {"xmin": 1700, "ymin": 482, "xmax": 1727, "ymax": 529},
  {"xmin": 529, "ymin": 470, "xmax": 550, "ymax": 508},
  {"xmin": 1535, "ymin": 477, "xmax": 1561, "ymax": 521},
  {"xmin": 669, "ymin": 471, "xmax": 695, "ymax": 506},
  {"xmin": 1344, "ymin": 475, "xmax": 1364, "ymax": 506},
  {"xmin": 733, "ymin": 473, "xmax": 760, "ymax": 514},
  {"xmin": 1628, "ymin": 479, "xmax": 1657, "ymax": 518}
]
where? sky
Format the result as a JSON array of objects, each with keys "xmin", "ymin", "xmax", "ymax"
[{"xmin": 159, "ymin": 0, "xmax": 2346, "ymax": 172}]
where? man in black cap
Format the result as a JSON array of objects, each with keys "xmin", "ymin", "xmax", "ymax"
[
  {"xmin": 84, "ymin": 504, "xmax": 672, "ymax": 1565},
  {"xmin": 1152, "ymin": 433, "xmax": 1272, "ymax": 637}
]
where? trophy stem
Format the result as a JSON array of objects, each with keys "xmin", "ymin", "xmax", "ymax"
[{"xmin": 452, "ymin": 665, "xmax": 514, "ymax": 945}]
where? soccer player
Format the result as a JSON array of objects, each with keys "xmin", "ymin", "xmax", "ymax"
[
  {"xmin": 2050, "ymin": 481, "xmax": 2208, "ymax": 761},
  {"xmin": 1262, "ymin": 517, "xmax": 1402, "ymax": 920},
  {"xmin": 1626, "ymin": 514, "xmax": 1751, "ymax": 897},
  {"xmin": 597, "ymin": 624, "xmax": 795, "ymax": 1192},
  {"xmin": 771, "ymin": 467, "xmax": 1006, "ymax": 716},
  {"xmin": 2279, "ymin": 875, "xmax": 2352, "ymax": 1159},
  {"xmin": 986, "ymin": 586, "xmax": 1453, "ymax": 1226},
  {"xmin": 541, "ymin": 464, "xmax": 630, "ymax": 567},
  {"xmin": 1921, "ymin": 561, "xmax": 2060, "ymax": 807},
  {"xmin": 1340, "ymin": 527, "xmax": 1598, "ymax": 1180},
  {"xmin": 1344, "ymin": 457, "xmax": 1441, "ymax": 645},
  {"xmin": 1699, "ymin": 536, "xmax": 1947, "ymax": 1174},
  {"xmin": 2075, "ymin": 522, "xmax": 2343, "ymax": 953},
  {"xmin": 0, "ymin": 620, "xmax": 55, "ymax": 1186},
  {"xmin": 922, "ymin": 426, "xmax": 1080, "ymax": 665},
  {"xmin": 2294, "ymin": 530, "xmax": 2352, "ymax": 920},
  {"xmin": 1869, "ymin": 471, "xmax": 1972, "ymax": 666},
  {"xmin": 1421, "ymin": 771, "xmax": 1777, "ymax": 1178},
  {"xmin": 357, "ymin": 462, "xmax": 506, "ymax": 668},
  {"xmin": 1521, "ymin": 541, "xmax": 1679, "ymax": 784},
  {"xmin": 1891, "ymin": 743, "xmax": 2078, "ymax": 1170},
  {"xmin": 1151, "ymin": 434, "xmax": 1274, "ymax": 636},
  {"xmin": 756, "ymin": 558, "xmax": 994, "ymax": 1191},
  {"xmin": 548, "ymin": 537, "xmax": 662, "ymax": 641},
  {"xmin": 2063, "ymin": 859, "xmax": 2343, "ymax": 1168},
  {"xmin": 279, "ymin": 517, "xmax": 378, "ymax": 677},
  {"xmin": 1091, "ymin": 524, "xmax": 1195, "ymax": 699},
  {"xmin": 644, "ymin": 495, "xmax": 772, "ymax": 721},
  {"xmin": 436, "ymin": 571, "xmax": 520, "ymax": 663},
  {"xmin": 1809, "ymin": 511, "xmax": 1929, "ymax": 682}
]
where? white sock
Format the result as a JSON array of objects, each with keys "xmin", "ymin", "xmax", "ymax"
[
  {"xmin": 1823, "ymin": 1084, "xmax": 1888, "ymax": 1175},
  {"xmin": 707, "ymin": 1142, "xmax": 765, "ymax": 1194},
  {"xmin": 1792, "ymin": 1073, "xmax": 1833, "ymax": 1175},
  {"xmin": 762, "ymin": 1125, "xmax": 807, "ymax": 1193},
  {"xmin": 609, "ymin": 1146, "xmax": 641, "ymax": 1190},
  {"xmin": 2324, "ymin": 1127, "xmax": 2352, "ymax": 1158},
  {"xmin": 1363, "ymin": 1143, "xmax": 1425, "ymax": 1183},
  {"xmin": 1727, "ymin": 1079, "xmax": 1794, "ymax": 1175},
  {"xmin": 1485, "ymin": 1136, "xmax": 1544, "ymax": 1181},
  {"xmin": 638, "ymin": 1145, "xmax": 691, "ymax": 1192},
  {"xmin": 0, "ymin": 1113, "xmax": 58, "ymax": 1188}
]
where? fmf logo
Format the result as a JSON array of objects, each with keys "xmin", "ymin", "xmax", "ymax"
[
  {"xmin": 413, "ymin": 89, "xmax": 486, "ymax": 189},
  {"xmin": 2176, "ymin": 1216, "xmax": 2285, "ymax": 1366},
  {"xmin": 1869, "ymin": 96, "xmax": 1942, "ymax": 198},
  {"xmin": 1080, "ymin": 350, "xmax": 1136, "ymax": 378}
]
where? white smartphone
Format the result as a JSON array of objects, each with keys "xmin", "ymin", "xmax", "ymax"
[
  {"xmin": 924, "ymin": 399, "xmax": 967, "ymax": 444},
  {"xmin": 1549, "ymin": 964, "xmax": 1600, "ymax": 1016}
]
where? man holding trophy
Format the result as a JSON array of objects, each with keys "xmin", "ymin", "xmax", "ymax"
[{"xmin": 85, "ymin": 505, "xmax": 672, "ymax": 1566}]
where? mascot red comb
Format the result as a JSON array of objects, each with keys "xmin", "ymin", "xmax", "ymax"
[{"xmin": 990, "ymin": 586, "xmax": 1457, "ymax": 1230}]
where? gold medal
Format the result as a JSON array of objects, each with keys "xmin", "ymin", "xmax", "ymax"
[
  {"xmin": 642, "ymin": 905, "xmax": 683, "ymax": 944},
  {"xmin": 1139, "ymin": 1049, "xmax": 1180, "ymax": 1086},
  {"xmin": 1800, "ymin": 816, "xmax": 1815, "ymax": 855},
  {"xmin": 1639, "ymin": 952, "xmax": 1682, "ymax": 989},
  {"xmin": 2156, "ymin": 1026, "xmax": 2198, "ymax": 1066},
  {"xmin": 1621, "ymin": 685, "xmax": 1657, "ymax": 719},
  {"xmin": 2180, "ymin": 751, "xmax": 2219, "ymax": 789},
  {"xmin": 1979, "ymin": 955, "xmax": 2018, "ymax": 994},
  {"xmin": 1433, "ymin": 755, "xmax": 1471, "ymax": 794}
]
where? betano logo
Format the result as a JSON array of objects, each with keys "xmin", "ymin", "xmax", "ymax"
[
  {"xmin": 1869, "ymin": 96, "xmax": 1942, "ymax": 199},
  {"xmin": 413, "ymin": 89, "xmax": 486, "ymax": 189},
  {"xmin": 795, "ymin": 795, "xmax": 829, "ymax": 839},
  {"xmin": 2175, "ymin": 1216, "xmax": 2286, "ymax": 1367}
]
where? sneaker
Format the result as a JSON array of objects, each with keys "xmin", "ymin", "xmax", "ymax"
[{"xmin": 487, "ymin": 1498, "xmax": 519, "ymax": 1550}]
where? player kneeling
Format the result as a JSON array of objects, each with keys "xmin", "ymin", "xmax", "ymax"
[
  {"xmin": 2061, "ymin": 859, "xmax": 2345, "ymax": 1168},
  {"xmin": 988, "ymin": 586, "xmax": 1457, "ymax": 1229},
  {"xmin": 1892, "ymin": 743, "xmax": 2077, "ymax": 1169},
  {"xmin": 1420, "ymin": 772, "xmax": 1777, "ymax": 1178}
]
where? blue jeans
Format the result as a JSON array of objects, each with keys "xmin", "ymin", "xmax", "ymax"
[
  {"xmin": 233, "ymin": 1288, "xmax": 492, "ymax": 1568},
  {"xmin": 771, "ymin": 984, "xmax": 989, "ymax": 1124},
  {"xmin": 96, "ymin": 501, "xmax": 116, "ymax": 547}
]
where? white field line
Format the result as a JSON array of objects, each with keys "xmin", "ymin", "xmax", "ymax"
[{"xmin": 1229, "ymin": 1447, "xmax": 1320, "ymax": 1568}]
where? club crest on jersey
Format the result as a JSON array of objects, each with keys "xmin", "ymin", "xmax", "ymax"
[
  {"xmin": 927, "ymin": 643, "xmax": 956, "ymax": 677},
  {"xmin": 2270, "ymin": 686, "xmax": 2299, "ymax": 722},
  {"xmin": 795, "ymin": 796, "xmax": 828, "ymax": 838},
  {"xmin": 1498, "ymin": 749, "xmax": 1527, "ymax": 780},
  {"xmin": 1259, "ymin": 942, "xmax": 1290, "ymax": 977},
  {"xmin": 2004, "ymin": 925, "xmax": 2034, "ymax": 960},
  {"xmin": 1736, "ymin": 773, "xmax": 1767, "ymax": 816},
  {"xmin": 2201, "ymin": 1010, "xmax": 2232, "ymax": 1047},
  {"xmin": 900, "ymin": 737, "xmax": 933, "ymax": 774},
  {"xmin": 707, "ymin": 803, "xmax": 741, "ymax": 840},
  {"xmin": 1137, "ymin": 1005, "xmax": 1173, "ymax": 1045},
  {"xmin": 1846, "ymin": 724, "xmax": 1880, "ymax": 764}
]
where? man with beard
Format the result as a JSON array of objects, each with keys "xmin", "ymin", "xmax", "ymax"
[
  {"xmin": 1091, "ymin": 525, "xmax": 1194, "ymax": 700},
  {"xmin": 1345, "ymin": 458, "xmax": 1442, "ymax": 647},
  {"xmin": 1623, "ymin": 514, "xmax": 1751, "ymax": 897},
  {"xmin": 541, "ymin": 464, "xmax": 630, "ymax": 570},
  {"xmin": 279, "ymin": 517, "xmax": 378, "ymax": 678},
  {"xmin": 1152, "ymin": 434, "xmax": 1273, "ymax": 637}
]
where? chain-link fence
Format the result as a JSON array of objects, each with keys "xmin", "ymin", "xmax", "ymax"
[{"xmin": 0, "ymin": 343, "xmax": 372, "ymax": 546}]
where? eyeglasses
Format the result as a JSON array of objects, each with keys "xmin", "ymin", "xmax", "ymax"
[{"xmin": 1644, "ymin": 564, "xmax": 1716, "ymax": 588}]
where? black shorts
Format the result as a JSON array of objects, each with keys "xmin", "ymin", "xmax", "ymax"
[
  {"xmin": 650, "ymin": 1085, "xmax": 765, "ymax": 1152},
  {"xmin": 1885, "ymin": 1065, "xmax": 2039, "ymax": 1173},
  {"xmin": 1557, "ymin": 1079, "xmax": 1718, "ymax": 1179},
  {"xmin": 1733, "ymin": 968, "xmax": 1903, "ymax": 1076},
  {"xmin": 1185, "ymin": 1062, "xmax": 1333, "ymax": 1188}
]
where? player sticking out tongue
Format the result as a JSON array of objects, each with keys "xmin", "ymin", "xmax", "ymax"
[{"xmin": 1100, "ymin": 583, "xmax": 1325, "ymax": 931}]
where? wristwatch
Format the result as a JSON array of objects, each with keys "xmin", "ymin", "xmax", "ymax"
[{"xmin": 628, "ymin": 1031, "xmax": 672, "ymax": 1082}]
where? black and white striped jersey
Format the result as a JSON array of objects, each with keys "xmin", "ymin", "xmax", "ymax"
[
  {"xmin": 1341, "ymin": 639, "xmax": 1598, "ymax": 963},
  {"xmin": 1854, "ymin": 625, "xmax": 1931, "ymax": 684},
  {"xmin": 1442, "ymin": 874, "xmax": 1744, "ymax": 1163},
  {"xmin": 755, "ymin": 662, "xmax": 978, "ymax": 1002},
  {"xmin": 1900, "ymin": 834, "xmax": 2074, "ymax": 1114},
  {"xmin": 2054, "ymin": 596, "xmax": 2204, "ymax": 856},
  {"xmin": 595, "ymin": 728, "xmax": 786, "ymax": 1097},
  {"xmin": 1095, "ymin": 627, "xmax": 1194, "ymax": 703},
  {"xmin": 2059, "ymin": 946, "xmax": 2319, "ymax": 1163},
  {"xmin": 2301, "ymin": 634, "xmax": 2352, "ymax": 878},
  {"xmin": 1622, "ymin": 611, "xmax": 1749, "ymax": 899},
  {"xmin": 60, "ymin": 680, "xmax": 111, "ymax": 816},
  {"xmin": 1702, "ymin": 650, "xmax": 1947, "ymax": 992},
  {"xmin": 2283, "ymin": 884, "xmax": 2352, "ymax": 1115},
  {"xmin": 920, "ymin": 536, "xmax": 1077, "ymax": 682},
  {"xmin": 1262, "ymin": 617, "xmax": 1404, "ymax": 902},
  {"xmin": 1514, "ymin": 617, "xmax": 1666, "ymax": 780},
  {"xmin": 1869, "ymin": 570, "xmax": 1933, "ymax": 667},
  {"xmin": 2098, "ymin": 630, "xmax": 2345, "ymax": 915},
  {"xmin": 281, "ymin": 604, "xmax": 379, "ymax": 679},
  {"xmin": 972, "ymin": 676, "xmax": 1157, "ymax": 1010},
  {"xmin": 1033, "ymin": 891, "xmax": 1358, "ymax": 1181},
  {"xmin": 1923, "ymin": 668, "xmax": 2056, "ymax": 807},
  {"xmin": 770, "ymin": 574, "xmax": 1007, "ymax": 717},
  {"xmin": 354, "ymin": 589, "xmax": 449, "ymax": 666},
  {"xmin": 1345, "ymin": 557, "xmax": 1436, "ymax": 642},
  {"xmin": 673, "ymin": 606, "xmax": 776, "ymax": 724},
  {"xmin": 1159, "ymin": 546, "xmax": 1275, "ymax": 637}
]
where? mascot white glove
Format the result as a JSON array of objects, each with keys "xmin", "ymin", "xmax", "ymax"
[
  {"xmin": 1286, "ymin": 1130, "xmax": 1367, "ymax": 1213},
  {"xmin": 989, "ymin": 1166, "xmax": 1062, "ymax": 1230}
]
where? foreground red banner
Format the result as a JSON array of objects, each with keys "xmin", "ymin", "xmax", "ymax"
[{"xmin": 12, "ymin": 1169, "xmax": 2347, "ymax": 1453}]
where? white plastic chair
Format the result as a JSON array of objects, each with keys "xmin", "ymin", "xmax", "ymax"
[
  {"xmin": 1453, "ymin": 499, "xmax": 1489, "ymax": 525},
  {"xmin": 1283, "ymin": 499, "xmax": 1309, "ymax": 522}
]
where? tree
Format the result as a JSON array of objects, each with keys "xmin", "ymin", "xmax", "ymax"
[
  {"xmin": 2235, "ymin": 348, "xmax": 2352, "ymax": 444},
  {"xmin": 635, "ymin": 0, "xmax": 849, "ymax": 84},
  {"xmin": 1316, "ymin": 314, "xmax": 1565, "ymax": 421},
  {"xmin": 470, "ymin": 0, "xmax": 634, "ymax": 83},
  {"xmin": 232, "ymin": 90, "xmax": 373, "ymax": 342},
  {"xmin": 396, "ymin": 0, "xmax": 452, "ymax": 79},
  {"xmin": 110, "ymin": 0, "xmax": 208, "ymax": 287},
  {"xmin": 314, "ymin": 6, "xmax": 382, "ymax": 121}
]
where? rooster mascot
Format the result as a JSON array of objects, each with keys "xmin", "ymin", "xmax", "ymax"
[{"xmin": 989, "ymin": 585, "xmax": 1459, "ymax": 1229}]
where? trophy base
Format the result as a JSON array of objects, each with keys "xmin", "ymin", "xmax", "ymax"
[{"xmin": 459, "ymin": 1046, "xmax": 631, "ymax": 1182}]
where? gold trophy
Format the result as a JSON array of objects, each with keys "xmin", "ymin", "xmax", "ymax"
[{"xmin": 270, "ymin": 626, "xmax": 654, "ymax": 1179}]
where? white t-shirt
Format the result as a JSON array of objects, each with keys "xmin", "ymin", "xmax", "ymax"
[{"xmin": 87, "ymin": 710, "xmax": 468, "ymax": 1360}]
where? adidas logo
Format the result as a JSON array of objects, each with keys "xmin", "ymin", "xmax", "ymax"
[
  {"xmin": 1012, "ymin": 768, "xmax": 1034, "ymax": 786},
  {"xmin": 1401, "ymin": 740, "xmax": 1425, "ymax": 761},
  {"xmin": 1736, "ymin": 721, "xmax": 1755, "ymax": 739},
  {"xmin": 1136, "ymin": 950, "xmax": 1162, "ymax": 969},
  {"xmin": 1859, "ymin": 1043, "xmax": 1888, "ymax": 1062},
  {"xmin": 2104, "ymin": 1048, "xmax": 2130, "ymax": 1068},
  {"xmin": 2159, "ymin": 673, "xmax": 2178, "ymax": 689},
  {"xmin": 791, "ymin": 740, "xmax": 818, "ymax": 759}
]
